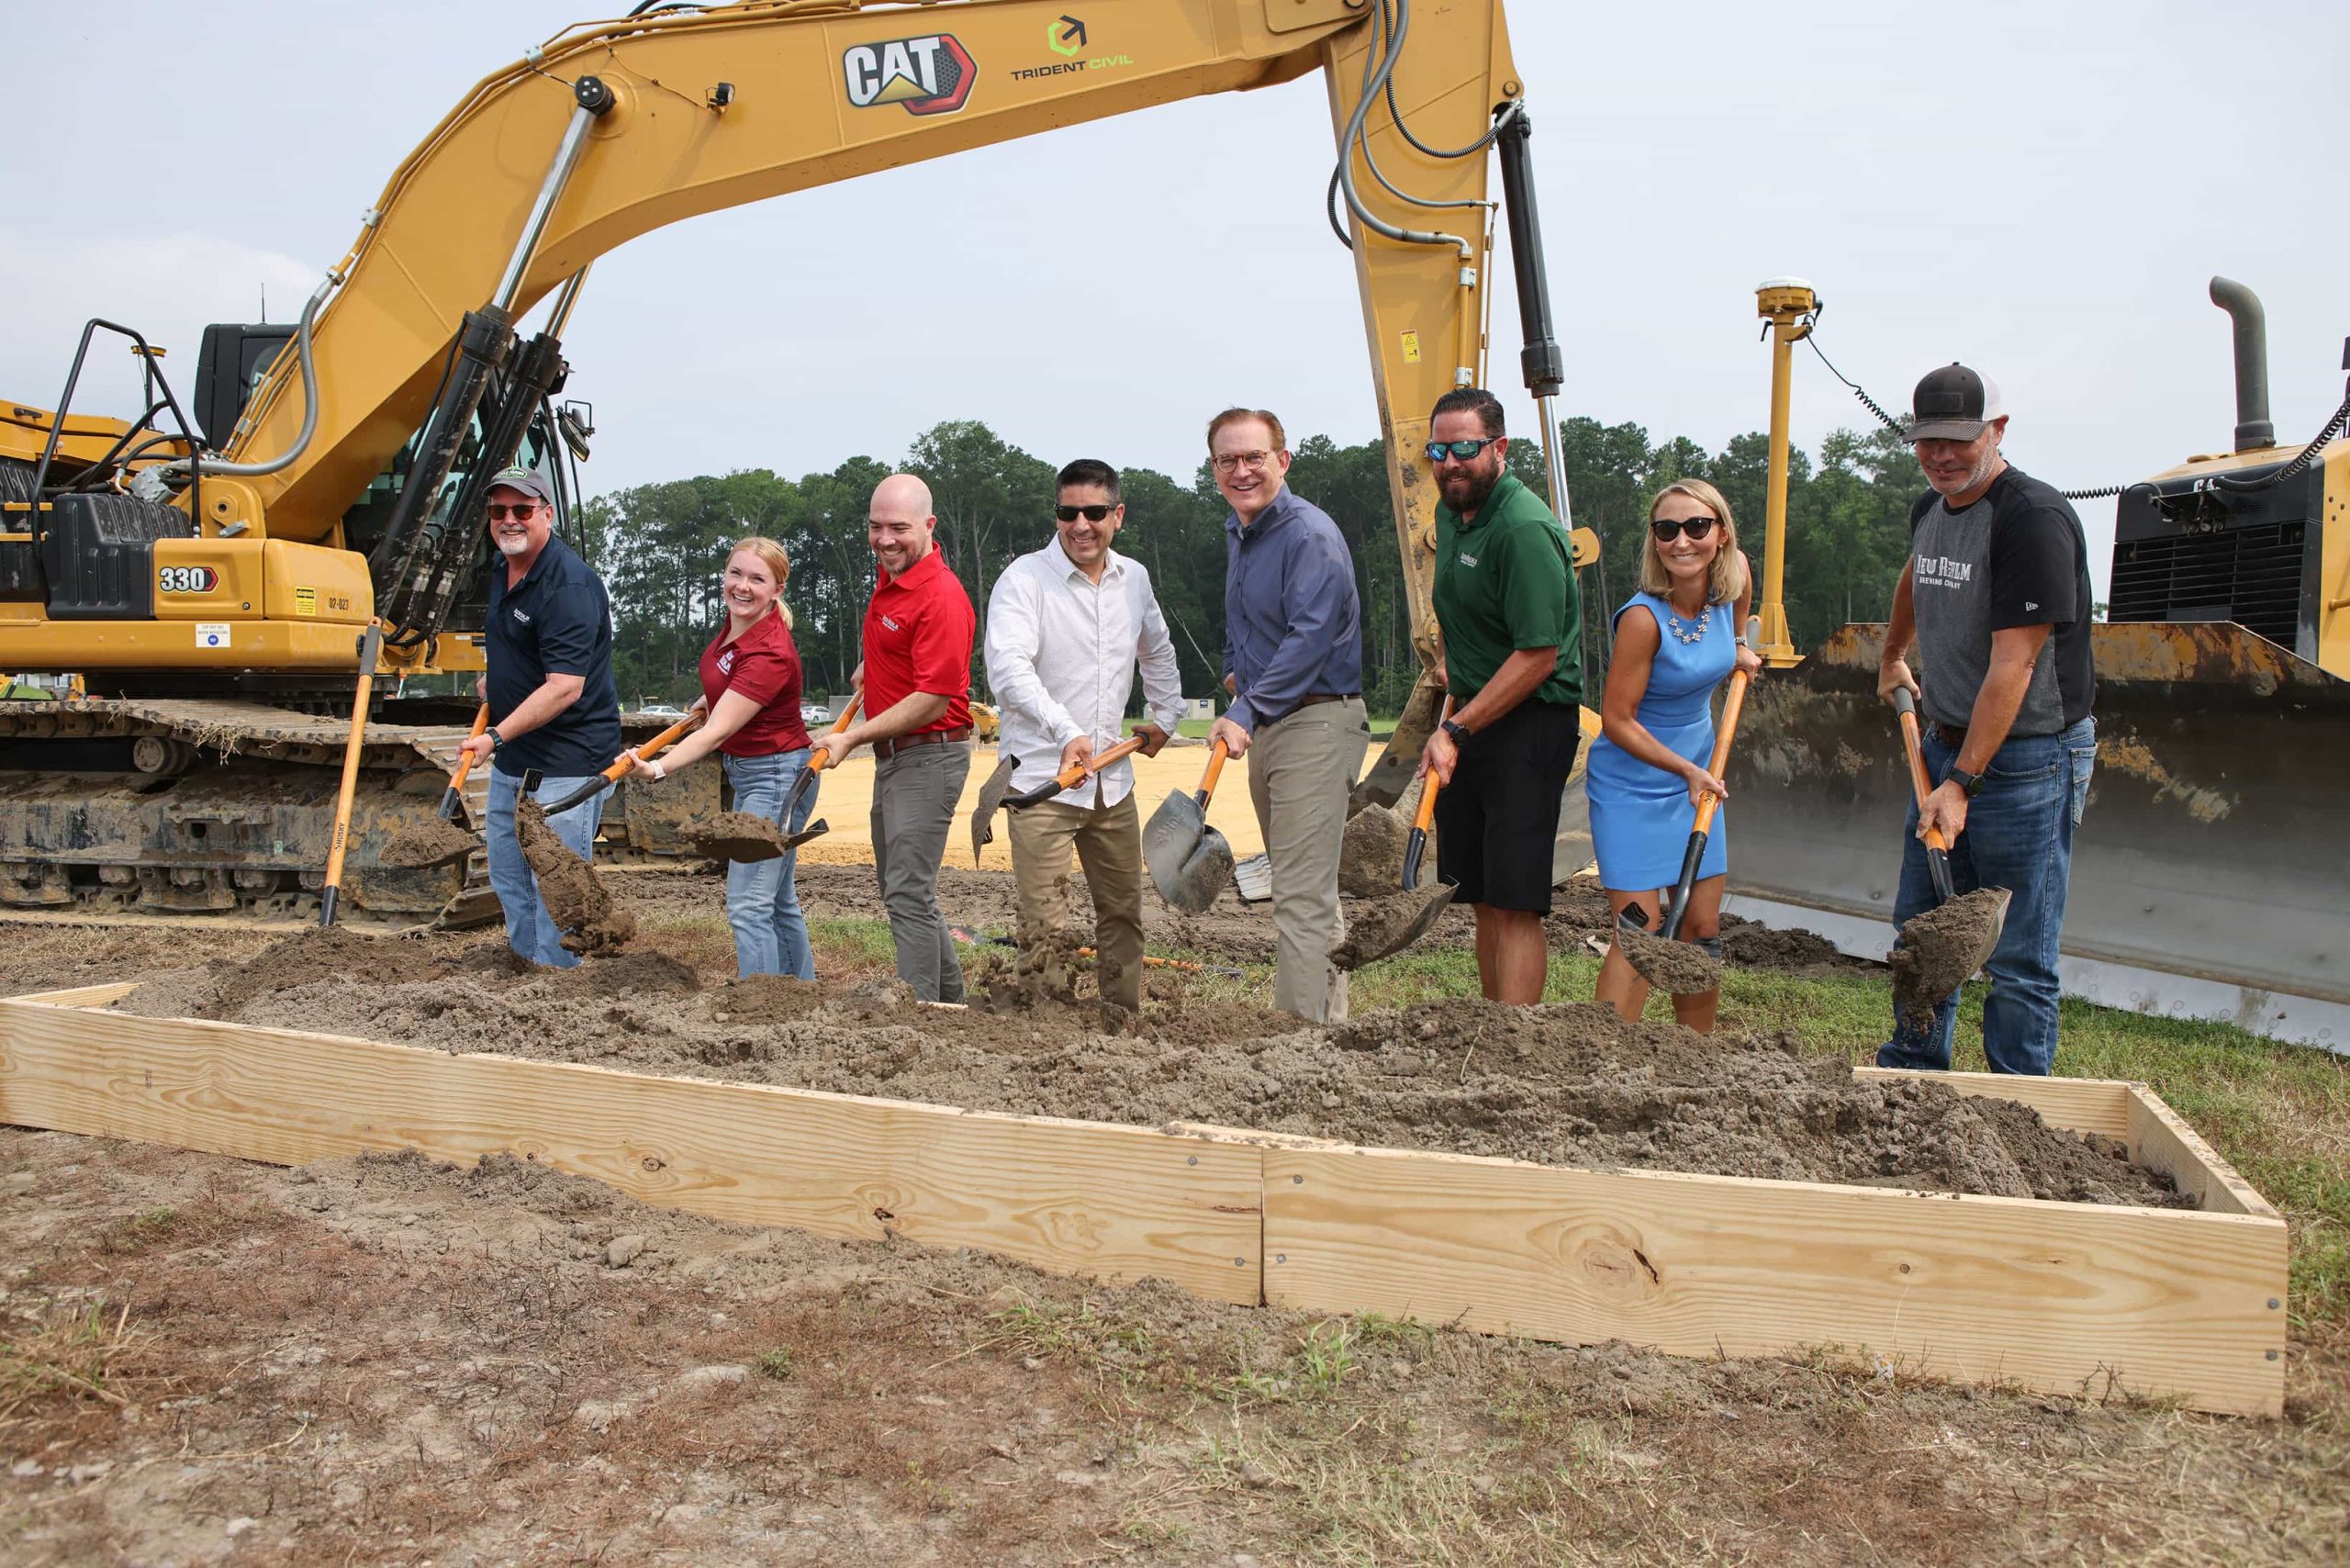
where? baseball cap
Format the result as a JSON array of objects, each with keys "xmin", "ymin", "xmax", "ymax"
[
  {"xmin": 1906, "ymin": 364, "xmax": 2006, "ymax": 443},
  {"xmin": 485, "ymin": 465, "xmax": 554, "ymax": 505}
]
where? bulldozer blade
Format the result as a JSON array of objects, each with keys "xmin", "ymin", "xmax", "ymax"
[
  {"xmin": 1144, "ymin": 790, "xmax": 1233, "ymax": 914},
  {"xmin": 968, "ymin": 754, "xmax": 1017, "ymax": 866},
  {"xmin": 1727, "ymin": 622, "xmax": 2350, "ymax": 1047},
  {"xmin": 1330, "ymin": 881, "xmax": 1454, "ymax": 969}
]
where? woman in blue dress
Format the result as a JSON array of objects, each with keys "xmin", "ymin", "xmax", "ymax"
[{"xmin": 1585, "ymin": 479, "xmax": 1758, "ymax": 1032}]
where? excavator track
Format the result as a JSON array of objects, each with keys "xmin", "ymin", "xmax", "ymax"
[{"xmin": 0, "ymin": 699, "xmax": 716, "ymax": 933}]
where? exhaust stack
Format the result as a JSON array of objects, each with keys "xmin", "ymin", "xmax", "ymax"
[{"xmin": 2208, "ymin": 276, "xmax": 2275, "ymax": 453}]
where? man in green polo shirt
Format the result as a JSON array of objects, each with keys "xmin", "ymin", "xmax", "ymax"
[{"xmin": 1416, "ymin": 387, "xmax": 1583, "ymax": 1003}]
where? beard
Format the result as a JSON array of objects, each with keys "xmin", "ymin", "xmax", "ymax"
[{"xmin": 493, "ymin": 532, "xmax": 532, "ymax": 556}]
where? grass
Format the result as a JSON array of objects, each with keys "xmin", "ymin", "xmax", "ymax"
[{"xmin": 0, "ymin": 1298, "xmax": 141, "ymax": 1417}]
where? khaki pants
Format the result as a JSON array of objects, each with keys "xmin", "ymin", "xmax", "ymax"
[
  {"xmin": 870, "ymin": 740, "xmax": 972, "ymax": 1003},
  {"xmin": 1006, "ymin": 790, "xmax": 1146, "ymax": 1012},
  {"xmin": 1247, "ymin": 697, "xmax": 1366, "ymax": 1023}
]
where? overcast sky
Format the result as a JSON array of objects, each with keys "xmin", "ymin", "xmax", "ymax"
[{"xmin": 11, "ymin": 1, "xmax": 2345, "ymax": 599}]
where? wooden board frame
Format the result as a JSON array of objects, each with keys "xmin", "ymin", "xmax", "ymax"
[{"xmin": 0, "ymin": 990, "xmax": 2287, "ymax": 1416}]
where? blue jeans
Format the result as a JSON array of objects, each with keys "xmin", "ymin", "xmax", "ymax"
[
  {"xmin": 1878, "ymin": 716, "xmax": 2097, "ymax": 1076},
  {"xmin": 722, "ymin": 747, "xmax": 816, "ymax": 980},
  {"xmin": 485, "ymin": 766, "xmax": 607, "ymax": 969}
]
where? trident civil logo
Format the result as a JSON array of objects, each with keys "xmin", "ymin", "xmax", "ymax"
[{"xmin": 842, "ymin": 34, "xmax": 977, "ymax": 116}]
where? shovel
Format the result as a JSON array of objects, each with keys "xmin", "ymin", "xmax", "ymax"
[
  {"xmin": 1400, "ymin": 699, "xmax": 1452, "ymax": 891},
  {"xmin": 1619, "ymin": 618, "xmax": 1760, "ymax": 995},
  {"xmin": 774, "ymin": 691, "xmax": 865, "ymax": 851},
  {"xmin": 539, "ymin": 712, "xmax": 701, "ymax": 817},
  {"xmin": 1144, "ymin": 739, "xmax": 1234, "ymax": 914},
  {"xmin": 969, "ymin": 734, "xmax": 1150, "ymax": 866},
  {"xmin": 1887, "ymin": 688, "xmax": 2011, "ymax": 1019},
  {"xmin": 442, "ymin": 703, "xmax": 490, "ymax": 819}
]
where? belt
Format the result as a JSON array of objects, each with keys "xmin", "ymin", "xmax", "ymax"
[
  {"xmin": 1294, "ymin": 692, "xmax": 1359, "ymax": 708},
  {"xmin": 1931, "ymin": 722, "xmax": 1967, "ymax": 749},
  {"xmin": 871, "ymin": 726, "xmax": 972, "ymax": 761}
]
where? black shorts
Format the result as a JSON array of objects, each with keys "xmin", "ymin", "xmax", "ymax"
[{"xmin": 1433, "ymin": 699, "xmax": 1581, "ymax": 912}]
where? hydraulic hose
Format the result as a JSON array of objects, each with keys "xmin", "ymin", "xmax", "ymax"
[
  {"xmin": 160, "ymin": 274, "xmax": 336, "ymax": 482},
  {"xmin": 1332, "ymin": 0, "xmax": 1472, "ymax": 258}
]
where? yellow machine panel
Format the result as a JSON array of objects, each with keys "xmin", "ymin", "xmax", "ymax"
[
  {"xmin": 263, "ymin": 539, "xmax": 374, "ymax": 624},
  {"xmin": 148, "ymin": 537, "xmax": 263, "ymax": 620}
]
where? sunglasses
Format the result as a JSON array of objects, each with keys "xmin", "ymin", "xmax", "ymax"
[
  {"xmin": 486, "ymin": 502, "xmax": 542, "ymax": 521},
  {"xmin": 1425, "ymin": 438, "xmax": 1498, "ymax": 464},
  {"xmin": 1055, "ymin": 504, "xmax": 1115, "ymax": 523},
  {"xmin": 1650, "ymin": 516, "xmax": 1718, "ymax": 542}
]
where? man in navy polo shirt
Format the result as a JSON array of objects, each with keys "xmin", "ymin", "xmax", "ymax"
[{"xmin": 456, "ymin": 466, "xmax": 622, "ymax": 969}]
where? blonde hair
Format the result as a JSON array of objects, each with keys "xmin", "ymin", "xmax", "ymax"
[
  {"xmin": 1639, "ymin": 479, "xmax": 1741, "ymax": 606},
  {"xmin": 727, "ymin": 536, "xmax": 794, "ymax": 630}
]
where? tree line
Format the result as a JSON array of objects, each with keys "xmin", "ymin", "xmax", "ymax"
[{"xmin": 577, "ymin": 416, "xmax": 1936, "ymax": 712}]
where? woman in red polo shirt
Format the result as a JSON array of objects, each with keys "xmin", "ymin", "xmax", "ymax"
[{"xmin": 623, "ymin": 537, "xmax": 818, "ymax": 979}]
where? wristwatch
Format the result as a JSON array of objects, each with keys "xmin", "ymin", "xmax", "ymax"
[
  {"xmin": 1946, "ymin": 766, "xmax": 1984, "ymax": 798},
  {"xmin": 487, "ymin": 726, "xmax": 505, "ymax": 755},
  {"xmin": 1439, "ymin": 717, "xmax": 1472, "ymax": 745}
]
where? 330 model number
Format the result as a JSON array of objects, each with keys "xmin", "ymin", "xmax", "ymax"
[{"xmin": 157, "ymin": 566, "xmax": 219, "ymax": 593}]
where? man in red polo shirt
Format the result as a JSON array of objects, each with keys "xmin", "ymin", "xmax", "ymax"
[{"xmin": 830, "ymin": 472, "xmax": 978, "ymax": 1002}]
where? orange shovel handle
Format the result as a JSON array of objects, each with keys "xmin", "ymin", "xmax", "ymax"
[
  {"xmin": 1890, "ymin": 689, "xmax": 1952, "ymax": 855},
  {"xmin": 1195, "ymin": 738, "xmax": 1229, "ymax": 803},
  {"xmin": 606, "ymin": 713, "xmax": 699, "ymax": 782},
  {"xmin": 806, "ymin": 690, "xmax": 866, "ymax": 773},
  {"xmin": 1054, "ymin": 734, "xmax": 1147, "ymax": 789},
  {"xmin": 1413, "ymin": 697, "xmax": 1455, "ymax": 831},
  {"xmin": 447, "ymin": 703, "xmax": 491, "ymax": 791}
]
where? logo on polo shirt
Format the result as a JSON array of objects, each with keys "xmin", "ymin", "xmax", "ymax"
[
  {"xmin": 718, "ymin": 650, "xmax": 735, "ymax": 675},
  {"xmin": 1457, "ymin": 552, "xmax": 1479, "ymax": 567},
  {"xmin": 509, "ymin": 607, "xmax": 532, "ymax": 624},
  {"xmin": 881, "ymin": 615, "xmax": 903, "ymax": 632}
]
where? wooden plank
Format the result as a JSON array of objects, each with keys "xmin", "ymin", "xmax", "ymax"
[
  {"xmin": 1263, "ymin": 1143, "xmax": 2288, "ymax": 1417},
  {"xmin": 2125, "ymin": 1085, "xmax": 2277, "ymax": 1219},
  {"xmin": 1852, "ymin": 1067, "xmax": 2134, "ymax": 1138},
  {"xmin": 5, "ymin": 983, "xmax": 141, "ymax": 1009},
  {"xmin": 0, "ymin": 1001, "xmax": 1264, "ymax": 1305}
]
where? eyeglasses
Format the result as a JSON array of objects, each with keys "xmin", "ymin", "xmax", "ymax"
[
  {"xmin": 486, "ymin": 502, "xmax": 542, "ymax": 521},
  {"xmin": 1212, "ymin": 450, "xmax": 1273, "ymax": 475},
  {"xmin": 1650, "ymin": 516, "xmax": 1718, "ymax": 542},
  {"xmin": 1055, "ymin": 503, "xmax": 1115, "ymax": 523},
  {"xmin": 1425, "ymin": 438, "xmax": 1497, "ymax": 464}
]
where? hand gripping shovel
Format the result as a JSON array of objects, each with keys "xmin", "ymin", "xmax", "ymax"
[
  {"xmin": 773, "ymin": 691, "xmax": 864, "ymax": 851},
  {"xmin": 1886, "ymin": 688, "xmax": 2011, "ymax": 1025},
  {"xmin": 442, "ymin": 703, "xmax": 490, "ymax": 819},
  {"xmin": 1144, "ymin": 739, "xmax": 1234, "ymax": 914},
  {"xmin": 1618, "ymin": 618, "xmax": 1761, "ymax": 995},
  {"xmin": 539, "ymin": 712, "xmax": 702, "ymax": 817},
  {"xmin": 1399, "ymin": 699, "xmax": 1452, "ymax": 892}
]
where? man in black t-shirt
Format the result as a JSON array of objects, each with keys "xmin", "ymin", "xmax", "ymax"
[
  {"xmin": 455, "ymin": 466, "xmax": 622, "ymax": 969},
  {"xmin": 1875, "ymin": 365, "xmax": 2098, "ymax": 1076}
]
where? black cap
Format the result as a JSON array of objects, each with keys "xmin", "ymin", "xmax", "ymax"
[{"xmin": 1906, "ymin": 364, "xmax": 2005, "ymax": 442}]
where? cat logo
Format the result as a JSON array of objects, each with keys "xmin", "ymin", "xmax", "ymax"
[{"xmin": 843, "ymin": 33, "xmax": 976, "ymax": 116}]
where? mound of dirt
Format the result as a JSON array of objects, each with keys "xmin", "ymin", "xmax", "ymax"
[
  {"xmin": 1338, "ymin": 803, "xmax": 1408, "ymax": 896},
  {"xmin": 687, "ymin": 812, "xmax": 789, "ymax": 864},
  {"xmin": 1329, "ymin": 884, "xmax": 1453, "ymax": 970},
  {"xmin": 124, "ymin": 933, "xmax": 2182, "ymax": 1209},
  {"xmin": 517, "ymin": 801, "xmax": 635, "ymax": 953}
]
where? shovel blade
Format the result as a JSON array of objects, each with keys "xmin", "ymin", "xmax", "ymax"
[
  {"xmin": 778, "ymin": 817, "xmax": 831, "ymax": 850},
  {"xmin": 1330, "ymin": 882, "xmax": 1455, "ymax": 969},
  {"xmin": 968, "ymin": 754, "xmax": 1018, "ymax": 865},
  {"xmin": 1145, "ymin": 790, "xmax": 1234, "ymax": 913}
]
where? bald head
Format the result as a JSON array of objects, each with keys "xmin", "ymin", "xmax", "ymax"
[{"xmin": 867, "ymin": 471, "xmax": 938, "ymax": 579}]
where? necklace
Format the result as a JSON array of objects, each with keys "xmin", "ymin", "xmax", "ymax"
[{"xmin": 1663, "ymin": 601, "xmax": 1712, "ymax": 646}]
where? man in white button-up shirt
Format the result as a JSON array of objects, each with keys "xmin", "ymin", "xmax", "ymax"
[{"xmin": 984, "ymin": 458, "xmax": 1186, "ymax": 1011}]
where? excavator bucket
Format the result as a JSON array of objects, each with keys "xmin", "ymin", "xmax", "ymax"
[{"xmin": 1727, "ymin": 622, "xmax": 2350, "ymax": 1048}]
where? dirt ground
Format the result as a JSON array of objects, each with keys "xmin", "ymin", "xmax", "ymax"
[{"xmin": 3, "ymin": 873, "xmax": 2344, "ymax": 1564}]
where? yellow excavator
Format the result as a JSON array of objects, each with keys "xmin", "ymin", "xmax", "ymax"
[
  {"xmin": 1727, "ymin": 278, "xmax": 2350, "ymax": 1049},
  {"xmin": 1, "ymin": 0, "xmax": 1550, "ymax": 928}
]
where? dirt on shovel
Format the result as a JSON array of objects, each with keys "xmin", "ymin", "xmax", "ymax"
[
  {"xmin": 1890, "ymin": 887, "xmax": 2009, "ymax": 1028},
  {"xmin": 516, "ymin": 801, "xmax": 635, "ymax": 954},
  {"xmin": 379, "ymin": 816, "xmax": 477, "ymax": 869},
  {"xmin": 1618, "ymin": 926, "xmax": 1723, "ymax": 995},
  {"xmin": 1338, "ymin": 802, "xmax": 1409, "ymax": 896},
  {"xmin": 1328, "ymin": 883, "xmax": 1453, "ymax": 970},
  {"xmin": 686, "ymin": 811, "xmax": 791, "ymax": 864}
]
